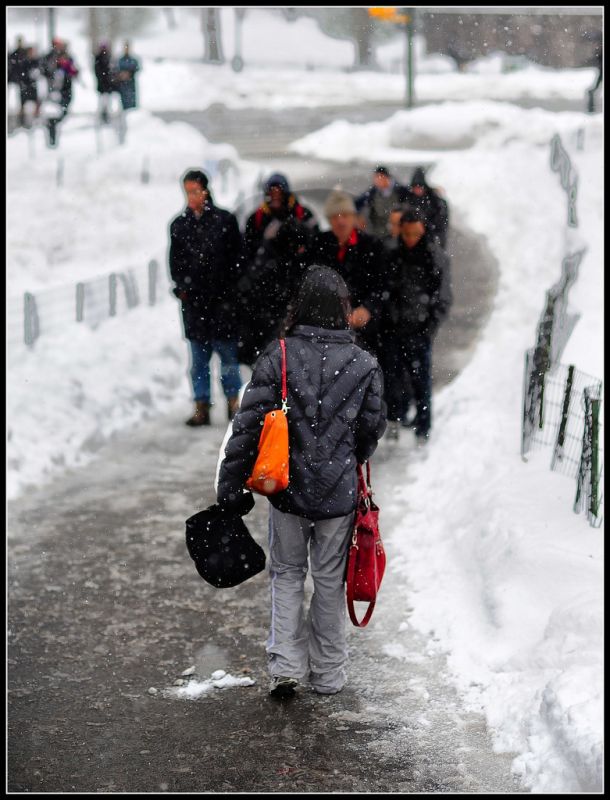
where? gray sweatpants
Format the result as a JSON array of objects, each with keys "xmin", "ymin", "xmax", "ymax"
[{"xmin": 266, "ymin": 505, "xmax": 355, "ymax": 693}]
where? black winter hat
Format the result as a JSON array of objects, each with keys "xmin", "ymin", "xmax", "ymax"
[
  {"xmin": 264, "ymin": 172, "xmax": 290, "ymax": 194},
  {"xmin": 185, "ymin": 494, "xmax": 265, "ymax": 588},
  {"xmin": 374, "ymin": 165, "xmax": 391, "ymax": 177},
  {"xmin": 411, "ymin": 167, "xmax": 427, "ymax": 186}
]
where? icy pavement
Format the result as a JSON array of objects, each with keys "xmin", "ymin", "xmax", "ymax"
[{"xmin": 8, "ymin": 405, "xmax": 523, "ymax": 792}]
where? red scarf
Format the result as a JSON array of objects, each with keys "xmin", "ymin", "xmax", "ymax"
[{"xmin": 337, "ymin": 228, "xmax": 358, "ymax": 263}]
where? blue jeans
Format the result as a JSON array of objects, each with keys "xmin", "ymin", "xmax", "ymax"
[{"xmin": 189, "ymin": 339, "xmax": 242, "ymax": 403}]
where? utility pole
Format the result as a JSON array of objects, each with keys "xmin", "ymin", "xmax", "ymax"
[
  {"xmin": 232, "ymin": 8, "xmax": 245, "ymax": 72},
  {"xmin": 406, "ymin": 9, "xmax": 415, "ymax": 108},
  {"xmin": 202, "ymin": 8, "xmax": 224, "ymax": 64},
  {"xmin": 48, "ymin": 7, "xmax": 56, "ymax": 45},
  {"xmin": 369, "ymin": 7, "xmax": 415, "ymax": 107}
]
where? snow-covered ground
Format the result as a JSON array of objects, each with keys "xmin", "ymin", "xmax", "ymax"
[{"xmin": 7, "ymin": 7, "xmax": 603, "ymax": 794}]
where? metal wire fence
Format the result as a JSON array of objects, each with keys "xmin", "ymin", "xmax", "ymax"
[
  {"xmin": 521, "ymin": 133, "xmax": 603, "ymax": 527},
  {"xmin": 7, "ymin": 259, "xmax": 168, "ymax": 354}
]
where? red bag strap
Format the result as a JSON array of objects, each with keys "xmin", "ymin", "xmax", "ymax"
[
  {"xmin": 279, "ymin": 338, "xmax": 288, "ymax": 413},
  {"xmin": 357, "ymin": 462, "xmax": 372, "ymax": 501},
  {"xmin": 346, "ymin": 547, "xmax": 376, "ymax": 627}
]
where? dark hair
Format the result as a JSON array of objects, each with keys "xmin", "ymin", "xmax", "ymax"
[
  {"xmin": 400, "ymin": 207, "xmax": 426, "ymax": 225},
  {"xmin": 374, "ymin": 165, "xmax": 391, "ymax": 177},
  {"xmin": 182, "ymin": 169, "xmax": 209, "ymax": 190},
  {"xmin": 280, "ymin": 266, "xmax": 352, "ymax": 336}
]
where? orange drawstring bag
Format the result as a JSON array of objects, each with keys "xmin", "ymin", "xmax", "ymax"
[{"xmin": 246, "ymin": 339, "xmax": 290, "ymax": 496}]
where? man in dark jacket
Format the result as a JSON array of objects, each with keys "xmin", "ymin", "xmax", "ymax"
[
  {"xmin": 381, "ymin": 207, "xmax": 452, "ymax": 441},
  {"xmin": 241, "ymin": 173, "xmax": 318, "ymax": 364},
  {"xmin": 404, "ymin": 167, "xmax": 450, "ymax": 249},
  {"xmin": 355, "ymin": 165, "xmax": 410, "ymax": 240},
  {"xmin": 8, "ymin": 36, "xmax": 27, "ymax": 85},
  {"xmin": 169, "ymin": 169, "xmax": 245, "ymax": 426},
  {"xmin": 310, "ymin": 190, "xmax": 387, "ymax": 356},
  {"xmin": 94, "ymin": 41, "xmax": 115, "ymax": 123}
]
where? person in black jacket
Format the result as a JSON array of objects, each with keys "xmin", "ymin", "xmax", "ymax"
[
  {"xmin": 169, "ymin": 169, "xmax": 245, "ymax": 426},
  {"xmin": 17, "ymin": 45, "xmax": 41, "ymax": 127},
  {"xmin": 93, "ymin": 41, "xmax": 115, "ymax": 124},
  {"xmin": 217, "ymin": 266, "xmax": 386, "ymax": 698},
  {"xmin": 404, "ymin": 167, "xmax": 450, "ymax": 250},
  {"xmin": 310, "ymin": 190, "xmax": 387, "ymax": 357},
  {"xmin": 381, "ymin": 207, "xmax": 452, "ymax": 442},
  {"xmin": 8, "ymin": 36, "xmax": 27, "ymax": 86},
  {"xmin": 241, "ymin": 173, "xmax": 318, "ymax": 365}
]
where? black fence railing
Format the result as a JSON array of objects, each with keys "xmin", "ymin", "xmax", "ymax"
[{"xmin": 521, "ymin": 133, "xmax": 603, "ymax": 527}]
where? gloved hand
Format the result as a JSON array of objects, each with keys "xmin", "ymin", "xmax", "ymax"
[
  {"xmin": 263, "ymin": 218, "xmax": 282, "ymax": 240},
  {"xmin": 172, "ymin": 287, "xmax": 189, "ymax": 302},
  {"xmin": 217, "ymin": 491, "xmax": 255, "ymax": 516}
]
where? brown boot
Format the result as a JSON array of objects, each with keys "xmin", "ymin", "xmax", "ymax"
[
  {"xmin": 227, "ymin": 396, "xmax": 240, "ymax": 420},
  {"xmin": 185, "ymin": 400, "xmax": 210, "ymax": 427}
]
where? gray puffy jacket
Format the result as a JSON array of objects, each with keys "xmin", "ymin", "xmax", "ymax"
[{"xmin": 217, "ymin": 325, "xmax": 387, "ymax": 520}]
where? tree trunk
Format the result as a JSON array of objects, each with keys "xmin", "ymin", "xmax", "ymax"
[
  {"xmin": 351, "ymin": 8, "xmax": 376, "ymax": 69},
  {"xmin": 202, "ymin": 8, "xmax": 224, "ymax": 64}
]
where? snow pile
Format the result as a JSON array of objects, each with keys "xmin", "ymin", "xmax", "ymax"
[
  {"xmin": 297, "ymin": 102, "xmax": 603, "ymax": 792},
  {"xmin": 7, "ymin": 110, "xmax": 259, "ymax": 499},
  {"xmin": 163, "ymin": 669, "xmax": 256, "ymax": 700}
]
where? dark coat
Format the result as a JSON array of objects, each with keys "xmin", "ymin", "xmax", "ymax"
[
  {"xmin": 383, "ymin": 234, "xmax": 452, "ymax": 338},
  {"xmin": 310, "ymin": 228, "xmax": 387, "ymax": 354},
  {"xmin": 116, "ymin": 54, "xmax": 140, "ymax": 110},
  {"xmin": 404, "ymin": 185, "xmax": 449, "ymax": 249},
  {"xmin": 94, "ymin": 50, "xmax": 114, "ymax": 94},
  {"xmin": 8, "ymin": 46, "xmax": 27, "ymax": 84},
  {"xmin": 241, "ymin": 197, "xmax": 319, "ymax": 363},
  {"xmin": 217, "ymin": 326, "xmax": 387, "ymax": 521},
  {"xmin": 18, "ymin": 55, "xmax": 40, "ymax": 103},
  {"xmin": 169, "ymin": 201, "xmax": 245, "ymax": 342}
]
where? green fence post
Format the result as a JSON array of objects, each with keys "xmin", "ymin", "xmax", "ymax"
[
  {"xmin": 551, "ymin": 365, "xmax": 574, "ymax": 469},
  {"xmin": 589, "ymin": 397, "xmax": 600, "ymax": 522}
]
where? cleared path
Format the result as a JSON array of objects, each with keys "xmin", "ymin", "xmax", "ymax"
[{"xmin": 8, "ymin": 104, "xmax": 519, "ymax": 792}]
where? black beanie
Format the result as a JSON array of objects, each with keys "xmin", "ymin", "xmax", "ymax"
[{"xmin": 411, "ymin": 167, "xmax": 427, "ymax": 186}]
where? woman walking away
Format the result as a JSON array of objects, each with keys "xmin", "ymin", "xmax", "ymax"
[{"xmin": 217, "ymin": 266, "xmax": 387, "ymax": 699}]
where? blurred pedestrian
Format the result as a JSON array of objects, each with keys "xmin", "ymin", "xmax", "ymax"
[
  {"xmin": 169, "ymin": 169, "xmax": 246, "ymax": 426},
  {"xmin": 310, "ymin": 189, "xmax": 386, "ymax": 356},
  {"xmin": 17, "ymin": 45, "xmax": 42, "ymax": 127},
  {"xmin": 94, "ymin": 41, "xmax": 115, "ymax": 124},
  {"xmin": 241, "ymin": 173, "xmax": 318, "ymax": 365},
  {"xmin": 40, "ymin": 37, "xmax": 65, "ymax": 93},
  {"xmin": 8, "ymin": 35, "xmax": 27, "ymax": 85},
  {"xmin": 404, "ymin": 167, "xmax": 450, "ymax": 249},
  {"xmin": 115, "ymin": 40, "xmax": 140, "ymax": 111},
  {"xmin": 355, "ymin": 165, "xmax": 410, "ymax": 240},
  {"xmin": 39, "ymin": 39, "xmax": 79, "ymax": 146},
  {"xmin": 380, "ymin": 208, "xmax": 452, "ymax": 442},
  {"xmin": 217, "ymin": 265, "xmax": 386, "ymax": 698}
]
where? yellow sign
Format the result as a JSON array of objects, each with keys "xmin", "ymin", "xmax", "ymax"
[{"xmin": 368, "ymin": 7, "xmax": 410, "ymax": 24}]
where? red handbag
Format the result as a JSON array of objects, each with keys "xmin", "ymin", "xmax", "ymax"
[{"xmin": 346, "ymin": 462, "xmax": 386, "ymax": 628}]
